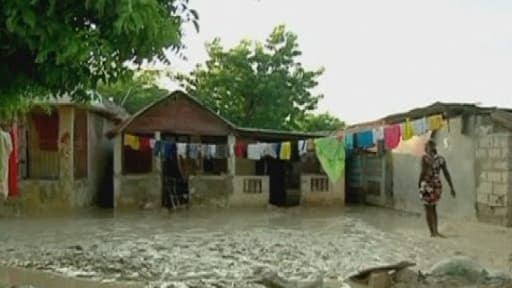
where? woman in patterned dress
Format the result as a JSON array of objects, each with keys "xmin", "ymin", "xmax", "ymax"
[{"xmin": 419, "ymin": 140, "xmax": 456, "ymax": 237}]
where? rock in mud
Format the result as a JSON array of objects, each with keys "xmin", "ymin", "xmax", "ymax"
[{"xmin": 430, "ymin": 256, "xmax": 486, "ymax": 282}]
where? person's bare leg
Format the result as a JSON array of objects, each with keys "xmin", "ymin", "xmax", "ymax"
[
  {"xmin": 424, "ymin": 205, "xmax": 435, "ymax": 237},
  {"xmin": 432, "ymin": 205, "xmax": 445, "ymax": 237}
]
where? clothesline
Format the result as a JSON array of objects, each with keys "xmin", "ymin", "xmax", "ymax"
[
  {"xmin": 122, "ymin": 134, "xmax": 347, "ymax": 183},
  {"xmin": 123, "ymin": 135, "xmax": 323, "ymax": 161},
  {"xmin": 343, "ymin": 114, "xmax": 445, "ymax": 151}
]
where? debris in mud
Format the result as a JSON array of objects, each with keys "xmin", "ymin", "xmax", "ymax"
[
  {"xmin": 346, "ymin": 257, "xmax": 512, "ymax": 288},
  {"xmin": 252, "ymin": 267, "xmax": 325, "ymax": 288}
]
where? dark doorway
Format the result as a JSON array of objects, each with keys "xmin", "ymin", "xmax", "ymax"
[
  {"xmin": 162, "ymin": 152, "xmax": 189, "ymax": 209},
  {"xmin": 267, "ymin": 158, "xmax": 287, "ymax": 206},
  {"xmin": 98, "ymin": 145, "xmax": 114, "ymax": 208}
]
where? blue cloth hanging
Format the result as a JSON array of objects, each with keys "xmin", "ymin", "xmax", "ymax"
[
  {"xmin": 163, "ymin": 141, "xmax": 176, "ymax": 160},
  {"xmin": 153, "ymin": 140, "xmax": 162, "ymax": 157},
  {"xmin": 356, "ymin": 130, "xmax": 374, "ymax": 148},
  {"xmin": 344, "ymin": 133, "xmax": 354, "ymax": 150}
]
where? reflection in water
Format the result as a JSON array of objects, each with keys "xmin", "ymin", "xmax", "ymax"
[{"xmin": 0, "ymin": 206, "xmax": 510, "ymax": 287}]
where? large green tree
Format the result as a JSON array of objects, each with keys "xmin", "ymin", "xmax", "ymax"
[
  {"xmin": 97, "ymin": 70, "xmax": 169, "ymax": 114},
  {"xmin": 177, "ymin": 25, "xmax": 342, "ymax": 131},
  {"xmin": 298, "ymin": 113, "xmax": 345, "ymax": 132},
  {"xmin": 0, "ymin": 0, "xmax": 198, "ymax": 118}
]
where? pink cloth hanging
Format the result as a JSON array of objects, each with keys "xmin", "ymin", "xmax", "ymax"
[
  {"xmin": 8, "ymin": 126, "xmax": 18, "ymax": 197},
  {"xmin": 384, "ymin": 125, "xmax": 401, "ymax": 150}
]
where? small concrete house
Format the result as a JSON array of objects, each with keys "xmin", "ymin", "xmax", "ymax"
[
  {"xmin": 107, "ymin": 90, "xmax": 345, "ymax": 210},
  {"xmin": 346, "ymin": 102, "xmax": 512, "ymax": 227},
  {"xmin": 6, "ymin": 99, "xmax": 126, "ymax": 214}
]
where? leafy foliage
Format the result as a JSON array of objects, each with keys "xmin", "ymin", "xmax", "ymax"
[
  {"xmin": 97, "ymin": 70, "xmax": 169, "ymax": 114},
  {"xmin": 298, "ymin": 113, "xmax": 345, "ymax": 132},
  {"xmin": 177, "ymin": 25, "xmax": 342, "ymax": 131},
  {"xmin": 0, "ymin": 0, "xmax": 198, "ymax": 119}
]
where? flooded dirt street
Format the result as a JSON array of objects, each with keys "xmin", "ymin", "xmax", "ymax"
[{"xmin": 0, "ymin": 206, "xmax": 510, "ymax": 287}]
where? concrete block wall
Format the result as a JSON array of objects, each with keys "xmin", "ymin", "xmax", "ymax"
[
  {"xmin": 300, "ymin": 174, "xmax": 345, "ymax": 206},
  {"xmin": 475, "ymin": 134, "xmax": 512, "ymax": 226},
  {"xmin": 231, "ymin": 176, "xmax": 269, "ymax": 207}
]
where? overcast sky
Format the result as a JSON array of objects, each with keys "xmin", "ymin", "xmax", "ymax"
[{"xmin": 163, "ymin": 0, "xmax": 512, "ymax": 125}]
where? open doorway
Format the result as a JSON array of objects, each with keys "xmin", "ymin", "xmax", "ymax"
[
  {"xmin": 161, "ymin": 135, "xmax": 190, "ymax": 209},
  {"xmin": 266, "ymin": 158, "xmax": 287, "ymax": 206}
]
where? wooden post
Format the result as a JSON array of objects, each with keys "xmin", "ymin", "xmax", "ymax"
[
  {"xmin": 227, "ymin": 134, "xmax": 236, "ymax": 176},
  {"xmin": 153, "ymin": 131, "xmax": 161, "ymax": 173}
]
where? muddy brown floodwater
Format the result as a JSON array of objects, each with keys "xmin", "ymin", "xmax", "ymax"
[{"xmin": 0, "ymin": 206, "xmax": 510, "ymax": 288}]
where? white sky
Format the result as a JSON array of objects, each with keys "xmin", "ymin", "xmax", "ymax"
[{"xmin": 162, "ymin": 0, "xmax": 512, "ymax": 125}]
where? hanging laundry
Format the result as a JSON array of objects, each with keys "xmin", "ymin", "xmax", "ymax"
[
  {"xmin": 164, "ymin": 141, "xmax": 176, "ymax": 160},
  {"xmin": 384, "ymin": 125, "xmax": 401, "ymax": 150},
  {"xmin": 274, "ymin": 142, "xmax": 282, "ymax": 156},
  {"xmin": 124, "ymin": 134, "xmax": 139, "ymax": 150},
  {"xmin": 177, "ymin": 143, "xmax": 187, "ymax": 158},
  {"xmin": 233, "ymin": 143, "xmax": 244, "ymax": 158},
  {"xmin": 344, "ymin": 133, "xmax": 354, "ymax": 150},
  {"xmin": 356, "ymin": 130, "xmax": 374, "ymax": 148},
  {"xmin": 153, "ymin": 140, "xmax": 162, "ymax": 157},
  {"xmin": 372, "ymin": 127, "xmax": 384, "ymax": 142},
  {"xmin": 298, "ymin": 140, "xmax": 308, "ymax": 156},
  {"xmin": 188, "ymin": 143, "xmax": 200, "ymax": 159},
  {"xmin": 428, "ymin": 114, "xmax": 444, "ymax": 131},
  {"xmin": 8, "ymin": 126, "xmax": 18, "ymax": 198},
  {"xmin": 247, "ymin": 144, "xmax": 262, "ymax": 160},
  {"xmin": 280, "ymin": 142, "xmax": 291, "ymax": 160},
  {"xmin": 215, "ymin": 144, "xmax": 227, "ymax": 159},
  {"xmin": 402, "ymin": 118, "xmax": 414, "ymax": 141},
  {"xmin": 207, "ymin": 145, "xmax": 217, "ymax": 159},
  {"xmin": 0, "ymin": 130, "xmax": 12, "ymax": 200},
  {"xmin": 139, "ymin": 137, "xmax": 151, "ymax": 152},
  {"xmin": 314, "ymin": 137, "xmax": 345, "ymax": 183},
  {"xmin": 261, "ymin": 143, "xmax": 277, "ymax": 158},
  {"xmin": 412, "ymin": 117, "xmax": 428, "ymax": 136}
]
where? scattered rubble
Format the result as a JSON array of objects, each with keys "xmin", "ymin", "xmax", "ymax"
[{"xmin": 347, "ymin": 257, "xmax": 512, "ymax": 288}]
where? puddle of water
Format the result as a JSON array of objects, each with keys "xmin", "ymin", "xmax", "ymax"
[{"xmin": 0, "ymin": 265, "xmax": 142, "ymax": 288}]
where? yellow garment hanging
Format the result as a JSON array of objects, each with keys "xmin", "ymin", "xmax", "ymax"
[
  {"xmin": 428, "ymin": 114, "xmax": 444, "ymax": 131},
  {"xmin": 402, "ymin": 118, "xmax": 414, "ymax": 141},
  {"xmin": 280, "ymin": 142, "xmax": 291, "ymax": 160},
  {"xmin": 123, "ymin": 134, "xmax": 140, "ymax": 150}
]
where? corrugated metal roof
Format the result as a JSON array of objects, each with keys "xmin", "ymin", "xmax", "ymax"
[{"xmin": 107, "ymin": 90, "xmax": 328, "ymax": 139}]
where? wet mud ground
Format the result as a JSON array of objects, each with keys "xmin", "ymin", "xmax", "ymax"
[{"xmin": 0, "ymin": 206, "xmax": 510, "ymax": 287}]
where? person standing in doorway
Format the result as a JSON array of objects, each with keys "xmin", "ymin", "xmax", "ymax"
[{"xmin": 418, "ymin": 140, "xmax": 455, "ymax": 237}]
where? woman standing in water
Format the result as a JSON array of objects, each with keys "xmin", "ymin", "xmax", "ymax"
[{"xmin": 419, "ymin": 140, "xmax": 456, "ymax": 237}]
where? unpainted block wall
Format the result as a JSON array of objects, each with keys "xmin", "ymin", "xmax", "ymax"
[{"xmin": 475, "ymin": 134, "xmax": 512, "ymax": 226}]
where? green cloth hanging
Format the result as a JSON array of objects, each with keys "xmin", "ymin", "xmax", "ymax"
[{"xmin": 314, "ymin": 137, "xmax": 345, "ymax": 183}]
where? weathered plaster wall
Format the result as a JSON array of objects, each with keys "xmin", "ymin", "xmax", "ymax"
[
  {"xmin": 231, "ymin": 176, "xmax": 269, "ymax": 207},
  {"xmin": 235, "ymin": 159, "xmax": 255, "ymax": 175},
  {"xmin": 474, "ymin": 119, "xmax": 512, "ymax": 226},
  {"xmin": 392, "ymin": 116, "xmax": 477, "ymax": 220},
  {"xmin": 16, "ymin": 180, "xmax": 72, "ymax": 214},
  {"xmin": 115, "ymin": 174, "xmax": 162, "ymax": 209},
  {"xmin": 72, "ymin": 179, "xmax": 92, "ymax": 207},
  {"xmin": 189, "ymin": 175, "xmax": 233, "ymax": 207},
  {"xmin": 87, "ymin": 112, "xmax": 115, "ymax": 207},
  {"xmin": 300, "ymin": 174, "xmax": 345, "ymax": 206}
]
